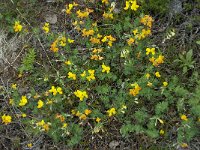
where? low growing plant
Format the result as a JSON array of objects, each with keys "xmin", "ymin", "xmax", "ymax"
[{"xmin": 1, "ymin": 0, "xmax": 199, "ymax": 149}]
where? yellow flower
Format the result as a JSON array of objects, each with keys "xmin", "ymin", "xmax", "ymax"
[
  {"xmin": 90, "ymin": 37, "xmax": 101, "ymax": 44},
  {"xmin": 68, "ymin": 72, "xmax": 76, "ymax": 80},
  {"xmin": 163, "ymin": 82, "xmax": 168, "ymax": 87},
  {"xmin": 146, "ymin": 48, "xmax": 155, "ymax": 55},
  {"xmin": 62, "ymin": 123, "xmax": 68, "ymax": 128},
  {"xmin": 82, "ymin": 29, "xmax": 95, "ymax": 37},
  {"xmin": 102, "ymin": 0, "xmax": 109, "ymax": 4},
  {"xmin": 133, "ymin": 29, "xmax": 138, "ymax": 35},
  {"xmin": 147, "ymin": 82, "xmax": 152, "ymax": 87},
  {"xmin": 59, "ymin": 37, "xmax": 66, "ymax": 47},
  {"xmin": 43, "ymin": 123, "xmax": 50, "ymax": 131},
  {"xmin": 13, "ymin": 21, "xmax": 23, "ymax": 32},
  {"xmin": 1, "ymin": 114, "xmax": 12, "ymax": 125},
  {"xmin": 9, "ymin": 99, "xmax": 14, "ymax": 105},
  {"xmin": 124, "ymin": 0, "xmax": 139, "ymax": 11},
  {"xmin": 155, "ymin": 55, "xmax": 164, "ymax": 66},
  {"xmin": 145, "ymin": 73, "xmax": 150, "ymax": 79},
  {"xmin": 159, "ymin": 129, "xmax": 165, "ymax": 135},
  {"xmin": 96, "ymin": 117, "xmax": 101, "ymax": 123},
  {"xmin": 46, "ymin": 99, "xmax": 53, "ymax": 105},
  {"xmin": 37, "ymin": 100, "xmax": 44, "ymax": 109},
  {"xmin": 65, "ymin": 60, "xmax": 72, "ymax": 65},
  {"xmin": 155, "ymin": 72, "xmax": 161, "ymax": 78},
  {"xmin": 86, "ymin": 69, "xmax": 95, "ymax": 81},
  {"xmin": 42, "ymin": 23, "xmax": 50, "ymax": 33},
  {"xmin": 34, "ymin": 93, "xmax": 40, "ymax": 99},
  {"xmin": 11, "ymin": 84, "xmax": 17, "ymax": 89},
  {"xmin": 80, "ymin": 71, "xmax": 86, "ymax": 77},
  {"xmin": 181, "ymin": 114, "xmax": 188, "ymax": 121},
  {"xmin": 50, "ymin": 40, "xmax": 59, "ymax": 52},
  {"xmin": 76, "ymin": 8, "xmax": 93, "ymax": 19},
  {"xmin": 101, "ymin": 36, "xmax": 107, "ymax": 42},
  {"xmin": 140, "ymin": 15, "xmax": 154, "ymax": 28},
  {"xmin": 102, "ymin": 63, "xmax": 110, "ymax": 73},
  {"xmin": 57, "ymin": 87, "xmax": 63, "ymax": 94},
  {"xmin": 84, "ymin": 109, "xmax": 92, "ymax": 115},
  {"xmin": 129, "ymin": 83, "xmax": 142, "ymax": 96},
  {"xmin": 49, "ymin": 86, "xmax": 57, "ymax": 96},
  {"xmin": 21, "ymin": 113, "xmax": 27, "ymax": 118},
  {"xmin": 36, "ymin": 120, "xmax": 45, "ymax": 126},
  {"xmin": 27, "ymin": 143, "xmax": 32, "ymax": 148},
  {"xmin": 74, "ymin": 90, "xmax": 88, "ymax": 101},
  {"xmin": 79, "ymin": 114, "xmax": 87, "ymax": 120},
  {"xmin": 19, "ymin": 95, "xmax": 28, "ymax": 106},
  {"xmin": 181, "ymin": 143, "xmax": 188, "ymax": 148},
  {"xmin": 107, "ymin": 108, "xmax": 116, "ymax": 117},
  {"xmin": 103, "ymin": 12, "xmax": 113, "ymax": 19},
  {"xmin": 124, "ymin": 1, "xmax": 130, "ymax": 10},
  {"xmin": 127, "ymin": 38, "xmax": 135, "ymax": 46},
  {"xmin": 130, "ymin": 0, "xmax": 139, "ymax": 11},
  {"xmin": 68, "ymin": 38, "xmax": 74, "ymax": 43}
]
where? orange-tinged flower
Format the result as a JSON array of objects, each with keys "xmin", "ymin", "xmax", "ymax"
[{"xmin": 84, "ymin": 109, "xmax": 92, "ymax": 115}]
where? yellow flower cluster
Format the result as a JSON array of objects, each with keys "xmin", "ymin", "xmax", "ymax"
[
  {"xmin": 13, "ymin": 21, "xmax": 23, "ymax": 32},
  {"xmin": 76, "ymin": 8, "xmax": 93, "ymax": 19},
  {"xmin": 146, "ymin": 48, "xmax": 155, "ymax": 55},
  {"xmin": 36, "ymin": 120, "xmax": 50, "ymax": 131},
  {"xmin": 90, "ymin": 48, "xmax": 104, "ymax": 60},
  {"xmin": 1, "ymin": 114, "xmax": 12, "ymax": 125},
  {"xmin": 49, "ymin": 86, "xmax": 63, "ymax": 96},
  {"xmin": 129, "ymin": 83, "xmax": 142, "ymax": 96},
  {"xmin": 107, "ymin": 108, "xmax": 116, "ymax": 117},
  {"xmin": 74, "ymin": 90, "xmax": 88, "ymax": 101},
  {"xmin": 101, "ymin": 35, "xmax": 116, "ymax": 47},
  {"xmin": 42, "ymin": 22, "xmax": 50, "ymax": 33},
  {"xmin": 103, "ymin": 12, "xmax": 114, "ymax": 19},
  {"xmin": 50, "ymin": 36, "xmax": 74, "ymax": 52},
  {"xmin": 140, "ymin": 15, "xmax": 154, "ymax": 28},
  {"xmin": 149, "ymin": 55, "xmax": 165, "ymax": 67},
  {"xmin": 72, "ymin": 109, "xmax": 92, "ymax": 120},
  {"xmin": 59, "ymin": 36, "xmax": 67, "ymax": 47},
  {"xmin": 82, "ymin": 29, "xmax": 95, "ymax": 37},
  {"xmin": 86, "ymin": 69, "xmax": 95, "ymax": 81},
  {"xmin": 102, "ymin": 63, "xmax": 110, "ymax": 73},
  {"xmin": 124, "ymin": 0, "xmax": 139, "ymax": 11},
  {"xmin": 66, "ymin": 2, "xmax": 78, "ymax": 14},
  {"xmin": 68, "ymin": 72, "xmax": 76, "ymax": 80},
  {"xmin": 19, "ymin": 95, "xmax": 28, "ymax": 106}
]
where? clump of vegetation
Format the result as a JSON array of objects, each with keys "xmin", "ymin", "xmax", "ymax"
[{"xmin": 0, "ymin": 0, "xmax": 199, "ymax": 149}]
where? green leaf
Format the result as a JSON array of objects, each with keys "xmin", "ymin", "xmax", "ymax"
[{"xmin": 155, "ymin": 101, "xmax": 168, "ymax": 115}]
